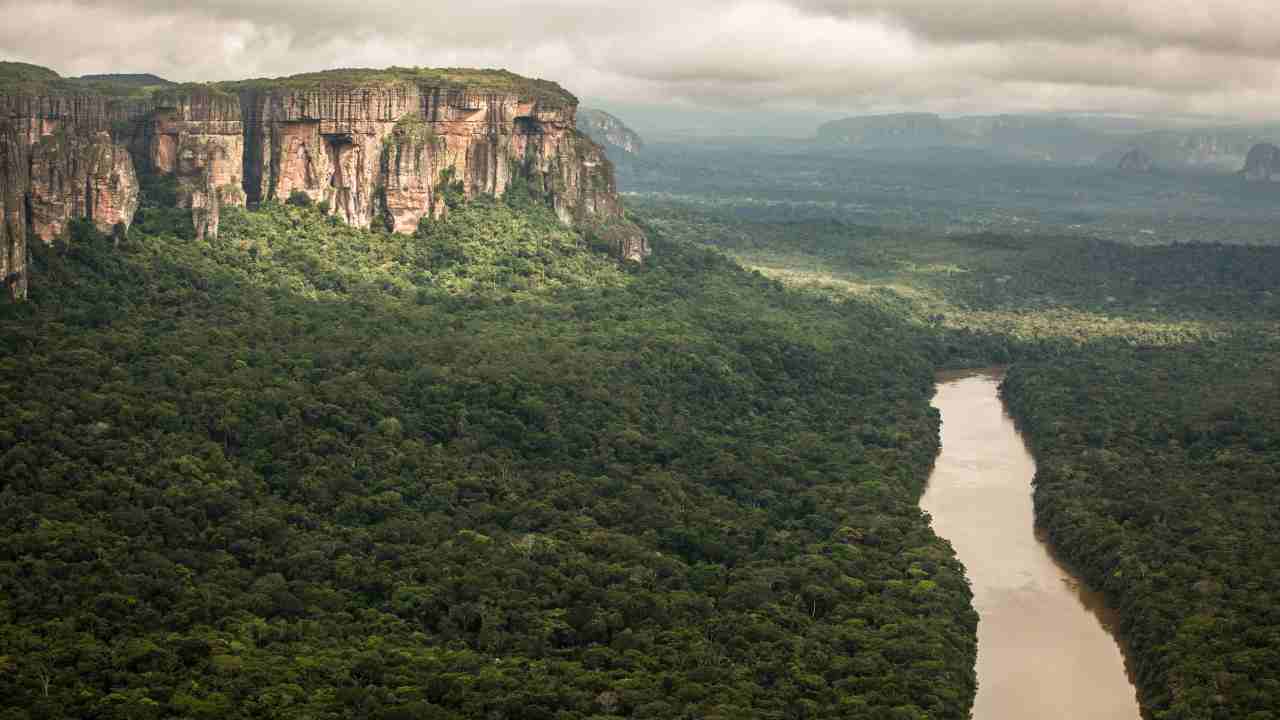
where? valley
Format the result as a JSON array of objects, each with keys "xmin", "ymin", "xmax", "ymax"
[
  {"xmin": 617, "ymin": 128, "xmax": 1280, "ymax": 719},
  {"xmin": 2, "ymin": 54, "xmax": 1278, "ymax": 720}
]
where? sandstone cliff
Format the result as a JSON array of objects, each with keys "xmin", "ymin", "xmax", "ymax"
[
  {"xmin": 1, "ymin": 117, "xmax": 28, "ymax": 300},
  {"xmin": 1242, "ymin": 143, "xmax": 1280, "ymax": 182},
  {"xmin": 0, "ymin": 64, "xmax": 648, "ymax": 300},
  {"xmin": 578, "ymin": 108, "xmax": 643, "ymax": 155}
]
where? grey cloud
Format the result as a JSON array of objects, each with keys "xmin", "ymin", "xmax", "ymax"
[
  {"xmin": 786, "ymin": 1, "xmax": 1280, "ymax": 58},
  {"xmin": 2, "ymin": 1, "xmax": 1280, "ymax": 120}
]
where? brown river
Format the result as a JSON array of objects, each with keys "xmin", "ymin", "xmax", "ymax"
[{"xmin": 923, "ymin": 370, "xmax": 1141, "ymax": 719}]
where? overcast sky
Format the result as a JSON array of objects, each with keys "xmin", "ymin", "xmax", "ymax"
[{"xmin": 4, "ymin": 0, "xmax": 1280, "ymax": 120}]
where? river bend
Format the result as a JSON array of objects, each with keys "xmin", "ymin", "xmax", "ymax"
[{"xmin": 922, "ymin": 370, "xmax": 1140, "ymax": 720}]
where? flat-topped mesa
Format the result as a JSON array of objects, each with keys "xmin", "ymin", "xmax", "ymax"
[
  {"xmin": 0, "ymin": 64, "xmax": 648, "ymax": 299},
  {"xmin": 236, "ymin": 70, "xmax": 644, "ymax": 258},
  {"xmin": 1, "ymin": 62, "xmax": 163, "ymax": 299}
]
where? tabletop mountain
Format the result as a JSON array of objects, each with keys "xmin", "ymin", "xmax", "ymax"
[{"xmin": 1, "ymin": 63, "xmax": 647, "ymax": 300}]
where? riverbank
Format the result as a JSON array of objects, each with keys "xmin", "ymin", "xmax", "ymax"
[{"xmin": 924, "ymin": 369, "xmax": 1140, "ymax": 719}]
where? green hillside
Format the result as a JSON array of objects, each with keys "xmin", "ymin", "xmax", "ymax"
[{"xmin": 0, "ymin": 191, "xmax": 975, "ymax": 719}]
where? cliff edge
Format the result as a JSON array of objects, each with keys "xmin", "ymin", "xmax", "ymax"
[{"xmin": 1, "ymin": 63, "xmax": 648, "ymax": 300}]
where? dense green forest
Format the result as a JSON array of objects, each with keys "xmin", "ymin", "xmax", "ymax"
[
  {"xmin": 0, "ymin": 189, "xmax": 978, "ymax": 718},
  {"xmin": 1002, "ymin": 343, "xmax": 1280, "ymax": 720},
  {"xmin": 627, "ymin": 182, "xmax": 1280, "ymax": 720},
  {"xmin": 5, "ymin": 136, "xmax": 1280, "ymax": 720}
]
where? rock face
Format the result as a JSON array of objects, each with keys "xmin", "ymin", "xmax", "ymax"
[
  {"xmin": 1117, "ymin": 148, "xmax": 1155, "ymax": 173},
  {"xmin": 0, "ymin": 64, "xmax": 648, "ymax": 300},
  {"xmin": 1243, "ymin": 143, "xmax": 1280, "ymax": 182},
  {"xmin": 235, "ymin": 86, "xmax": 622, "ymax": 237},
  {"xmin": 134, "ymin": 91, "xmax": 246, "ymax": 239},
  {"xmin": 0, "ymin": 119, "xmax": 28, "ymax": 300},
  {"xmin": 578, "ymin": 108, "xmax": 643, "ymax": 155},
  {"xmin": 28, "ymin": 127, "xmax": 139, "ymax": 242},
  {"xmin": 0, "ymin": 111, "xmax": 141, "ymax": 300}
]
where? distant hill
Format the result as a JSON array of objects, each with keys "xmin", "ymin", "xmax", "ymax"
[
  {"xmin": 76, "ymin": 72, "xmax": 174, "ymax": 86},
  {"xmin": 819, "ymin": 112, "xmax": 1280, "ymax": 172},
  {"xmin": 577, "ymin": 107, "xmax": 644, "ymax": 155},
  {"xmin": 816, "ymin": 113, "xmax": 1112, "ymax": 164},
  {"xmin": 815, "ymin": 113, "xmax": 947, "ymax": 148}
]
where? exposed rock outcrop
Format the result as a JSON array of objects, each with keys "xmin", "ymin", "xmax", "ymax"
[
  {"xmin": 1117, "ymin": 148, "xmax": 1155, "ymax": 173},
  {"xmin": 0, "ymin": 64, "xmax": 648, "ymax": 299},
  {"xmin": 28, "ymin": 127, "xmax": 138, "ymax": 242},
  {"xmin": 134, "ymin": 91, "xmax": 245, "ymax": 239},
  {"xmin": 0, "ymin": 119, "xmax": 28, "ymax": 300},
  {"xmin": 1242, "ymin": 143, "xmax": 1280, "ymax": 182},
  {"xmin": 578, "ymin": 108, "xmax": 643, "ymax": 155}
]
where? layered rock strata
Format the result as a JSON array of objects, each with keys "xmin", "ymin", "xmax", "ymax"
[
  {"xmin": 0, "ymin": 120, "xmax": 28, "ymax": 300},
  {"xmin": 0, "ymin": 66, "xmax": 649, "ymax": 299}
]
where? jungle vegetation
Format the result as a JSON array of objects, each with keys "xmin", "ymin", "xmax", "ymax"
[
  {"xmin": 0, "ymin": 188, "xmax": 977, "ymax": 719},
  {"xmin": 3, "ymin": 131, "xmax": 1280, "ymax": 720},
  {"xmin": 623, "ymin": 143, "xmax": 1280, "ymax": 720}
]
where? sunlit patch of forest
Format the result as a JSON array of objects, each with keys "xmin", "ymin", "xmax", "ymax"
[{"xmin": 630, "ymin": 198, "xmax": 1278, "ymax": 349}]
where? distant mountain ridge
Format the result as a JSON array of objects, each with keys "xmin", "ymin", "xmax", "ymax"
[
  {"xmin": 818, "ymin": 112, "xmax": 1280, "ymax": 171},
  {"xmin": 577, "ymin": 108, "xmax": 644, "ymax": 155},
  {"xmin": 75, "ymin": 73, "xmax": 175, "ymax": 86},
  {"xmin": 816, "ymin": 113, "xmax": 1110, "ymax": 163}
]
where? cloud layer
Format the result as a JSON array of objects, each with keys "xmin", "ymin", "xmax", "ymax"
[{"xmin": 3, "ymin": 1, "xmax": 1279, "ymax": 119}]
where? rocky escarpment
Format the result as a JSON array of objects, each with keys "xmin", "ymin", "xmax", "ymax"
[
  {"xmin": 578, "ymin": 108, "xmax": 643, "ymax": 155},
  {"xmin": 1, "ymin": 118, "xmax": 28, "ymax": 300},
  {"xmin": 0, "ymin": 64, "xmax": 648, "ymax": 300},
  {"xmin": 1, "ymin": 62, "xmax": 147, "ymax": 299},
  {"xmin": 1242, "ymin": 143, "xmax": 1280, "ymax": 182}
]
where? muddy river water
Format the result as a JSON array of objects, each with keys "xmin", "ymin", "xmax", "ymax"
[{"xmin": 922, "ymin": 370, "xmax": 1141, "ymax": 719}]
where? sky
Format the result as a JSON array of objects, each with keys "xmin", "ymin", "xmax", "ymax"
[{"xmin": 4, "ymin": 0, "xmax": 1280, "ymax": 122}]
